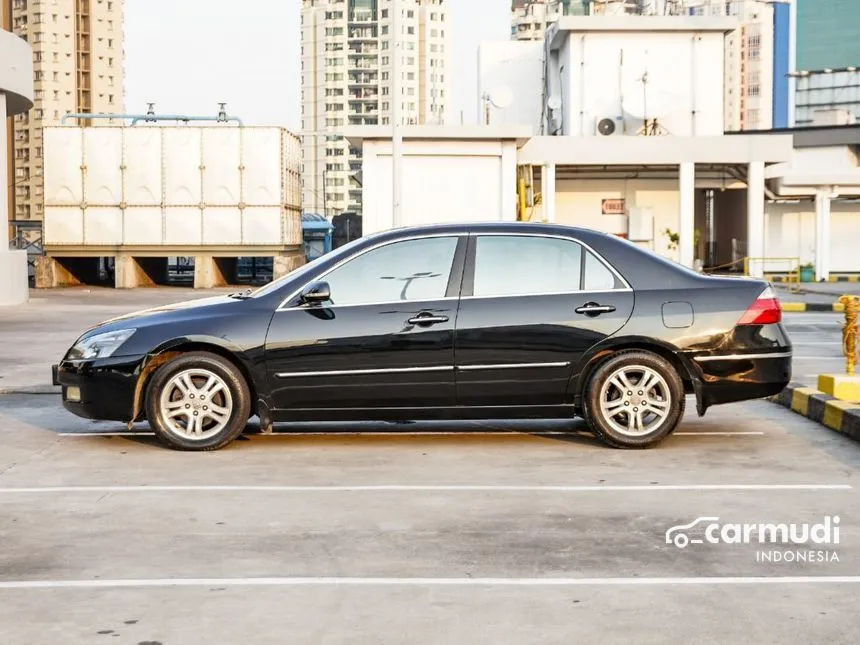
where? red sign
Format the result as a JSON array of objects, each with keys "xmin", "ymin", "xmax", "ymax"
[{"xmin": 601, "ymin": 199, "xmax": 626, "ymax": 215}]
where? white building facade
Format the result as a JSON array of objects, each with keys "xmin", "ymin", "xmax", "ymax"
[
  {"xmin": 301, "ymin": 0, "xmax": 451, "ymax": 217},
  {"xmin": 510, "ymin": 1, "xmax": 793, "ymax": 132}
]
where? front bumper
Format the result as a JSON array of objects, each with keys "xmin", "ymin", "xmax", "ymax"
[
  {"xmin": 684, "ymin": 351, "xmax": 792, "ymax": 412},
  {"xmin": 54, "ymin": 354, "xmax": 146, "ymax": 422}
]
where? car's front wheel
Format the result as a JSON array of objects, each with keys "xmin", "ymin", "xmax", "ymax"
[
  {"xmin": 145, "ymin": 352, "xmax": 251, "ymax": 451},
  {"xmin": 583, "ymin": 350, "xmax": 685, "ymax": 449}
]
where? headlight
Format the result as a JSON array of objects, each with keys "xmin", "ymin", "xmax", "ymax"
[{"xmin": 66, "ymin": 329, "xmax": 136, "ymax": 360}]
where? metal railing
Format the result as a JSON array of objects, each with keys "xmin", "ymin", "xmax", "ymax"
[
  {"xmin": 745, "ymin": 257, "xmax": 801, "ymax": 293},
  {"xmin": 703, "ymin": 256, "xmax": 802, "ymax": 293},
  {"xmin": 8, "ymin": 221, "xmax": 44, "ymax": 278}
]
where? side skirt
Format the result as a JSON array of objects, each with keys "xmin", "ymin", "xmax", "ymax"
[{"xmin": 271, "ymin": 405, "xmax": 577, "ymax": 423}]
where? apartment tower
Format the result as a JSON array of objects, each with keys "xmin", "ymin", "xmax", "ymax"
[
  {"xmin": 8, "ymin": 0, "xmax": 123, "ymax": 223},
  {"xmin": 301, "ymin": 0, "xmax": 450, "ymax": 217}
]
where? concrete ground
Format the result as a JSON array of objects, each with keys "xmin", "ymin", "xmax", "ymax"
[{"xmin": 1, "ymin": 288, "xmax": 859, "ymax": 644}]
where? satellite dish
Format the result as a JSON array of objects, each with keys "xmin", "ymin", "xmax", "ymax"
[
  {"xmin": 547, "ymin": 96, "xmax": 562, "ymax": 111},
  {"xmin": 488, "ymin": 85, "xmax": 513, "ymax": 109},
  {"xmin": 597, "ymin": 118, "xmax": 617, "ymax": 136}
]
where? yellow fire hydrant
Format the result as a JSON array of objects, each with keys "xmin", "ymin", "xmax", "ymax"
[
  {"xmin": 841, "ymin": 295, "xmax": 859, "ymax": 376},
  {"xmin": 818, "ymin": 295, "xmax": 860, "ymax": 402}
]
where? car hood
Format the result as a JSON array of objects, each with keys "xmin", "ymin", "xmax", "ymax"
[{"xmin": 84, "ymin": 294, "xmax": 240, "ymax": 335}]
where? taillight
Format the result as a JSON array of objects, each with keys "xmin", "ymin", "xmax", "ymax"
[{"xmin": 737, "ymin": 286, "xmax": 782, "ymax": 325}]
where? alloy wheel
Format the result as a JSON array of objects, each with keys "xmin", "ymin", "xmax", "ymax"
[
  {"xmin": 158, "ymin": 368, "xmax": 234, "ymax": 440},
  {"xmin": 598, "ymin": 365, "xmax": 672, "ymax": 437}
]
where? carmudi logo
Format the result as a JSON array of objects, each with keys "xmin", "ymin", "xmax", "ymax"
[{"xmin": 665, "ymin": 516, "xmax": 841, "ymax": 563}]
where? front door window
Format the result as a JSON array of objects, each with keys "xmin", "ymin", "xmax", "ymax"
[{"xmin": 322, "ymin": 236, "xmax": 459, "ymax": 306}]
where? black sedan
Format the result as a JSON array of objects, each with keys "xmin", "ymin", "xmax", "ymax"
[{"xmin": 55, "ymin": 222, "xmax": 791, "ymax": 451}]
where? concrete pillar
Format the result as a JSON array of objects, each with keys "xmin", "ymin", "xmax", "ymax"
[
  {"xmin": 194, "ymin": 256, "xmax": 238, "ymax": 289},
  {"xmin": 34, "ymin": 256, "xmax": 102, "ymax": 288},
  {"xmin": 115, "ymin": 255, "xmax": 167, "ymax": 289},
  {"xmin": 678, "ymin": 161, "xmax": 695, "ymax": 268},
  {"xmin": 0, "ymin": 93, "xmax": 29, "ymax": 305},
  {"xmin": 815, "ymin": 188, "xmax": 833, "ymax": 282},
  {"xmin": 746, "ymin": 161, "xmax": 766, "ymax": 278},
  {"xmin": 542, "ymin": 163, "xmax": 556, "ymax": 223},
  {"xmin": 273, "ymin": 251, "xmax": 307, "ymax": 280}
]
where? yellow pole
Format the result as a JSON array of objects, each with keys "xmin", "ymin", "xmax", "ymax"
[
  {"xmin": 840, "ymin": 295, "xmax": 859, "ymax": 376},
  {"xmin": 517, "ymin": 176, "xmax": 527, "ymax": 221}
]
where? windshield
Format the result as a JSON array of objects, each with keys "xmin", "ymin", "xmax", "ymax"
[{"xmin": 248, "ymin": 235, "xmax": 369, "ymax": 299}]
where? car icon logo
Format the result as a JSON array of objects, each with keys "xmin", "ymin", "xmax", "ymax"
[{"xmin": 665, "ymin": 517, "xmax": 720, "ymax": 548}]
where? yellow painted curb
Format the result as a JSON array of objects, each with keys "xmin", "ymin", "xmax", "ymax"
[
  {"xmin": 823, "ymin": 400, "xmax": 860, "ymax": 432},
  {"xmin": 790, "ymin": 388, "xmax": 818, "ymax": 416},
  {"xmin": 818, "ymin": 374, "xmax": 860, "ymax": 403},
  {"xmin": 781, "ymin": 302, "xmax": 807, "ymax": 312}
]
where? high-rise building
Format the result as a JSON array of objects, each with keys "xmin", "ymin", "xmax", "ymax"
[
  {"xmin": 511, "ymin": 1, "xmax": 555, "ymax": 41},
  {"xmin": 796, "ymin": 0, "xmax": 860, "ymax": 72},
  {"xmin": 8, "ymin": 0, "xmax": 123, "ymax": 223},
  {"xmin": 301, "ymin": 0, "xmax": 450, "ymax": 217},
  {"xmin": 792, "ymin": 0, "xmax": 860, "ymax": 127}
]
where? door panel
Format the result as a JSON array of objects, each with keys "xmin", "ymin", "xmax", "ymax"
[
  {"xmin": 266, "ymin": 300, "xmax": 457, "ymax": 410},
  {"xmin": 454, "ymin": 291, "xmax": 634, "ymax": 406},
  {"xmin": 454, "ymin": 234, "xmax": 634, "ymax": 407},
  {"xmin": 265, "ymin": 235, "xmax": 465, "ymax": 411}
]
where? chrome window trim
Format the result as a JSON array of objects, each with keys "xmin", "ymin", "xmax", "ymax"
[
  {"xmin": 458, "ymin": 361, "xmax": 570, "ymax": 371},
  {"xmin": 470, "ymin": 231, "xmax": 632, "ymax": 295},
  {"xmin": 693, "ymin": 352, "xmax": 792, "ymax": 363},
  {"xmin": 276, "ymin": 229, "xmax": 631, "ymax": 312},
  {"xmin": 459, "ymin": 288, "xmax": 630, "ymax": 301},
  {"xmin": 276, "ymin": 233, "xmax": 467, "ymax": 312},
  {"xmin": 276, "ymin": 365, "xmax": 455, "ymax": 379}
]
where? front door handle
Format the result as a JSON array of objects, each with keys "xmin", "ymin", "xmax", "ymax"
[
  {"xmin": 407, "ymin": 313, "xmax": 450, "ymax": 326},
  {"xmin": 575, "ymin": 302, "xmax": 617, "ymax": 317}
]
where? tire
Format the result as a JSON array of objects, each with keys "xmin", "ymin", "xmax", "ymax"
[
  {"xmin": 145, "ymin": 351, "xmax": 252, "ymax": 451},
  {"xmin": 582, "ymin": 350, "xmax": 685, "ymax": 449}
]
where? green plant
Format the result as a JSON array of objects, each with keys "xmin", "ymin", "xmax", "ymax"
[
  {"xmin": 662, "ymin": 228, "xmax": 701, "ymax": 254},
  {"xmin": 800, "ymin": 262, "xmax": 814, "ymax": 270}
]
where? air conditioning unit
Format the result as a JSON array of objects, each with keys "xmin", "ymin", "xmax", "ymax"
[{"xmin": 595, "ymin": 116, "xmax": 622, "ymax": 137}]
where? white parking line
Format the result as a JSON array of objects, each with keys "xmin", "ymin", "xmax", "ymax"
[
  {"xmin": 0, "ymin": 484, "xmax": 850, "ymax": 494},
  {"xmin": 1, "ymin": 575, "xmax": 859, "ymax": 590},
  {"xmin": 792, "ymin": 356, "xmax": 845, "ymax": 360},
  {"xmin": 675, "ymin": 431, "xmax": 764, "ymax": 436}
]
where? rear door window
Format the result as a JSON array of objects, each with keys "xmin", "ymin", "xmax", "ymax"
[
  {"xmin": 473, "ymin": 235, "xmax": 582, "ymax": 297},
  {"xmin": 472, "ymin": 235, "xmax": 624, "ymax": 297}
]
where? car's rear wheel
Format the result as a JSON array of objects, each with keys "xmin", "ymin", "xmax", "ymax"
[
  {"xmin": 145, "ymin": 352, "xmax": 251, "ymax": 451},
  {"xmin": 583, "ymin": 350, "xmax": 685, "ymax": 449}
]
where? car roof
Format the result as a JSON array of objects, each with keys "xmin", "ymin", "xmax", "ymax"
[{"xmin": 381, "ymin": 221, "xmax": 594, "ymax": 235}]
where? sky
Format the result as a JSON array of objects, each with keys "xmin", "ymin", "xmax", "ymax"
[{"xmin": 124, "ymin": 0, "xmax": 511, "ymax": 130}]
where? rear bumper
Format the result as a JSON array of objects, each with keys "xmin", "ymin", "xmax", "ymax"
[
  {"xmin": 684, "ymin": 351, "xmax": 792, "ymax": 410},
  {"xmin": 55, "ymin": 354, "xmax": 146, "ymax": 422}
]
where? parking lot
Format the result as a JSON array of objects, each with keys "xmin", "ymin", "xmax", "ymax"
[{"xmin": 2, "ymin": 289, "xmax": 859, "ymax": 644}]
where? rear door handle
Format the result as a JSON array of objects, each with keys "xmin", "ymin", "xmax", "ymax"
[
  {"xmin": 407, "ymin": 313, "xmax": 450, "ymax": 326},
  {"xmin": 575, "ymin": 302, "xmax": 616, "ymax": 317}
]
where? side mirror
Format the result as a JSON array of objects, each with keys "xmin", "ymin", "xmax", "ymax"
[{"xmin": 300, "ymin": 281, "xmax": 331, "ymax": 305}]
